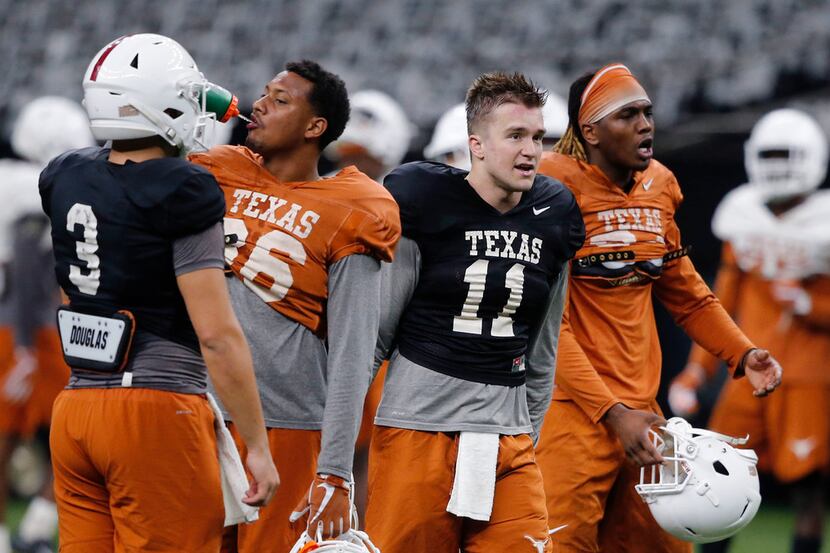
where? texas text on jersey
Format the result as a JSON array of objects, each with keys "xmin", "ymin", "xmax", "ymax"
[
  {"xmin": 190, "ymin": 145, "xmax": 400, "ymax": 336},
  {"xmin": 39, "ymin": 147, "xmax": 225, "ymax": 357},
  {"xmin": 386, "ymin": 161, "xmax": 584, "ymax": 387},
  {"xmin": 540, "ymin": 152, "xmax": 688, "ymax": 287}
]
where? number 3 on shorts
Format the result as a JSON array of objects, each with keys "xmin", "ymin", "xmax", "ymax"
[{"xmin": 223, "ymin": 217, "xmax": 307, "ymax": 303}]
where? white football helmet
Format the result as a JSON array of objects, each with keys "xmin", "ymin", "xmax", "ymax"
[
  {"xmin": 11, "ymin": 96, "xmax": 95, "ymax": 166},
  {"xmin": 542, "ymin": 91, "xmax": 569, "ymax": 143},
  {"xmin": 424, "ymin": 103, "xmax": 470, "ymax": 171},
  {"xmin": 331, "ymin": 89, "xmax": 412, "ymax": 170},
  {"xmin": 83, "ymin": 33, "xmax": 221, "ymax": 154},
  {"xmin": 636, "ymin": 418, "xmax": 761, "ymax": 544},
  {"xmin": 744, "ymin": 108, "xmax": 828, "ymax": 200}
]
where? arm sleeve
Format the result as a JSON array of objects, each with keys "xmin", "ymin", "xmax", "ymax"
[
  {"xmin": 315, "ymin": 254, "xmax": 383, "ymax": 479},
  {"xmin": 374, "ymin": 237, "xmax": 421, "ymax": 372},
  {"xmin": 654, "ymin": 219, "xmax": 755, "ymax": 377},
  {"xmin": 171, "ymin": 222, "xmax": 224, "ymax": 276},
  {"xmin": 685, "ymin": 243, "xmax": 746, "ymax": 378},
  {"xmin": 525, "ymin": 264, "xmax": 569, "ymax": 443}
]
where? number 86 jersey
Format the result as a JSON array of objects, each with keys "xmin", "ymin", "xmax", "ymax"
[
  {"xmin": 190, "ymin": 146, "xmax": 400, "ymax": 336},
  {"xmin": 387, "ymin": 162, "xmax": 585, "ymax": 387}
]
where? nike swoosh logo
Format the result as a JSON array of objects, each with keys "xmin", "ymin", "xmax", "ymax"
[
  {"xmin": 642, "ymin": 178, "xmax": 654, "ymax": 191},
  {"xmin": 310, "ymin": 482, "xmax": 335, "ymax": 523},
  {"xmin": 549, "ymin": 524, "xmax": 568, "ymax": 534},
  {"xmin": 533, "ymin": 206, "xmax": 550, "ymax": 215}
]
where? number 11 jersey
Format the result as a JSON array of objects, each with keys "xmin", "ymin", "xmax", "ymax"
[{"xmin": 387, "ymin": 161, "xmax": 584, "ymax": 387}]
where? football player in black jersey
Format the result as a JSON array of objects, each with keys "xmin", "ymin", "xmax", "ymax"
[
  {"xmin": 39, "ymin": 34, "xmax": 277, "ymax": 552},
  {"xmin": 366, "ymin": 72, "xmax": 585, "ymax": 552}
]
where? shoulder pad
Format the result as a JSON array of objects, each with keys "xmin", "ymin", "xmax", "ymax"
[
  {"xmin": 384, "ymin": 161, "xmax": 464, "ymax": 236},
  {"xmin": 126, "ymin": 158, "xmax": 226, "ymax": 238}
]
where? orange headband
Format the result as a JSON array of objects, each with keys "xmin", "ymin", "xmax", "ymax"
[{"xmin": 578, "ymin": 63, "xmax": 650, "ymax": 125}]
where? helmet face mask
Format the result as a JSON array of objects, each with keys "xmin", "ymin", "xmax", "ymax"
[
  {"xmin": 636, "ymin": 417, "xmax": 761, "ymax": 544},
  {"xmin": 82, "ymin": 34, "xmax": 218, "ymax": 155},
  {"xmin": 744, "ymin": 108, "xmax": 828, "ymax": 201}
]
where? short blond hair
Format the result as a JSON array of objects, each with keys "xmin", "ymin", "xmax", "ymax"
[{"xmin": 465, "ymin": 72, "xmax": 546, "ymax": 134}]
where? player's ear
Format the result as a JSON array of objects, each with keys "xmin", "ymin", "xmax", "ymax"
[
  {"xmin": 468, "ymin": 133, "xmax": 485, "ymax": 160},
  {"xmin": 305, "ymin": 116, "xmax": 328, "ymax": 141},
  {"xmin": 581, "ymin": 122, "xmax": 600, "ymax": 147}
]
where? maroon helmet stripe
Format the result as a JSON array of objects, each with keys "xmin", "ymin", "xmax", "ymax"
[{"xmin": 89, "ymin": 35, "xmax": 128, "ymax": 82}]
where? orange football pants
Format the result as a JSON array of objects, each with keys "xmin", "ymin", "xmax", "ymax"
[
  {"xmin": 0, "ymin": 326, "xmax": 70, "ymax": 436},
  {"xmin": 535, "ymin": 400, "xmax": 692, "ymax": 553},
  {"xmin": 221, "ymin": 425, "xmax": 321, "ymax": 553},
  {"xmin": 365, "ymin": 427, "xmax": 552, "ymax": 553},
  {"xmin": 50, "ymin": 388, "xmax": 224, "ymax": 553},
  {"xmin": 709, "ymin": 377, "xmax": 830, "ymax": 483}
]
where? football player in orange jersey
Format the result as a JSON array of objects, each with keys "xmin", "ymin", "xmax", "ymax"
[
  {"xmin": 669, "ymin": 108, "xmax": 830, "ymax": 553},
  {"xmin": 535, "ymin": 63, "xmax": 783, "ymax": 552},
  {"xmin": 190, "ymin": 61, "xmax": 401, "ymax": 553}
]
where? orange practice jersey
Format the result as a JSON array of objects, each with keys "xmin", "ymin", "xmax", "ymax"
[
  {"xmin": 190, "ymin": 146, "xmax": 400, "ymax": 336},
  {"xmin": 538, "ymin": 152, "xmax": 754, "ymax": 422},
  {"xmin": 688, "ymin": 244, "xmax": 830, "ymax": 384}
]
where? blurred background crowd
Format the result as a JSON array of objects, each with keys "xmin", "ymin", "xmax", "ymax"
[{"xmin": 1, "ymin": 1, "xmax": 829, "ymax": 551}]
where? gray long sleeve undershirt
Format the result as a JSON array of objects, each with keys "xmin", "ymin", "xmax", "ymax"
[
  {"xmin": 316, "ymin": 253, "xmax": 383, "ymax": 478},
  {"xmin": 220, "ymin": 253, "xmax": 382, "ymax": 481},
  {"xmin": 374, "ymin": 237, "xmax": 568, "ymax": 443}
]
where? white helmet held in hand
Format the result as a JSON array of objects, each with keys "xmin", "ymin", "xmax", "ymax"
[
  {"xmin": 83, "ymin": 33, "xmax": 219, "ymax": 154},
  {"xmin": 636, "ymin": 417, "xmax": 761, "ymax": 544},
  {"xmin": 424, "ymin": 102, "xmax": 470, "ymax": 171},
  {"xmin": 744, "ymin": 108, "xmax": 828, "ymax": 200},
  {"xmin": 11, "ymin": 96, "xmax": 95, "ymax": 166}
]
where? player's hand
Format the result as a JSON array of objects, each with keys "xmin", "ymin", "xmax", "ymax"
[
  {"xmin": 289, "ymin": 474, "xmax": 352, "ymax": 539},
  {"xmin": 242, "ymin": 446, "xmax": 279, "ymax": 507},
  {"xmin": 603, "ymin": 403, "xmax": 665, "ymax": 466},
  {"xmin": 2, "ymin": 347, "xmax": 36, "ymax": 404},
  {"xmin": 743, "ymin": 348, "xmax": 782, "ymax": 398},
  {"xmin": 667, "ymin": 363, "xmax": 706, "ymax": 417}
]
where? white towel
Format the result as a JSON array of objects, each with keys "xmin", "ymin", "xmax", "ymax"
[
  {"xmin": 207, "ymin": 393, "xmax": 260, "ymax": 526},
  {"xmin": 446, "ymin": 432, "xmax": 499, "ymax": 521}
]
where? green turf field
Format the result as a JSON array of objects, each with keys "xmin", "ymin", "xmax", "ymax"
[
  {"xmin": 697, "ymin": 503, "xmax": 830, "ymax": 553},
  {"xmin": 7, "ymin": 498, "xmax": 828, "ymax": 552}
]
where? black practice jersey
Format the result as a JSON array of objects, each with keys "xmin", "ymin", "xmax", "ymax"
[
  {"xmin": 386, "ymin": 161, "xmax": 584, "ymax": 386},
  {"xmin": 39, "ymin": 147, "xmax": 225, "ymax": 352}
]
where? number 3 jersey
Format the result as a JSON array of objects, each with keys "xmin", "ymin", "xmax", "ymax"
[
  {"xmin": 190, "ymin": 145, "xmax": 400, "ymax": 337},
  {"xmin": 387, "ymin": 162, "xmax": 585, "ymax": 387},
  {"xmin": 39, "ymin": 147, "xmax": 226, "ymax": 392}
]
